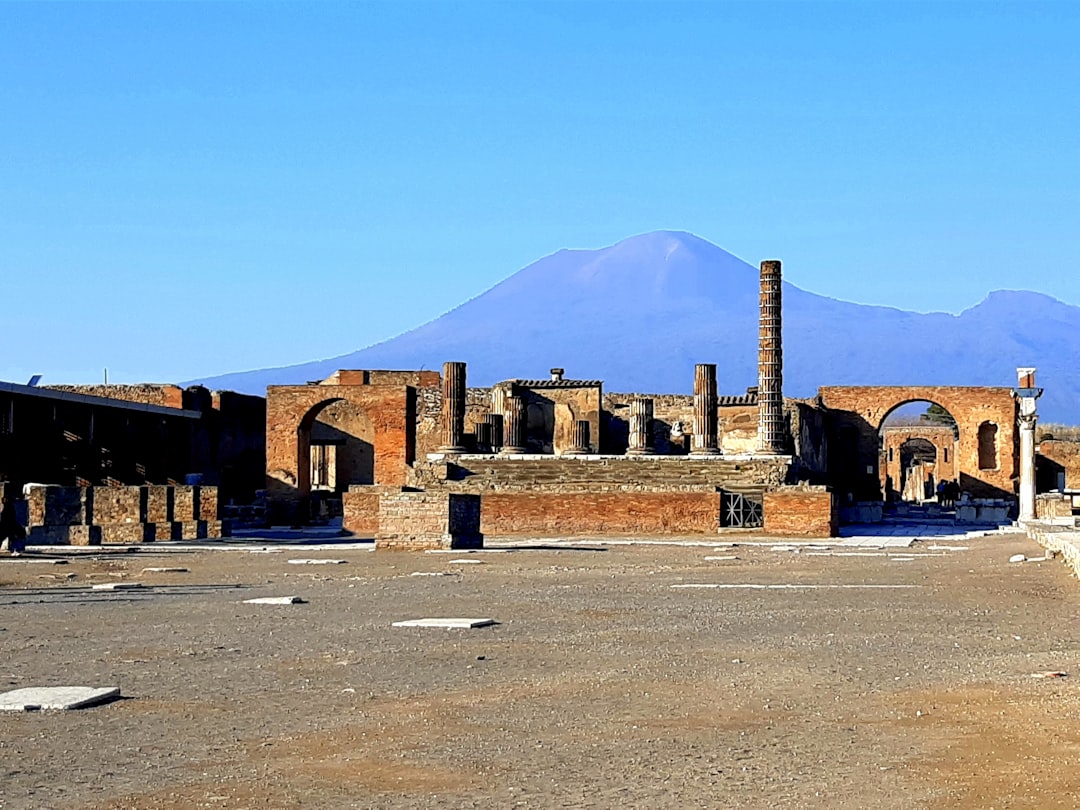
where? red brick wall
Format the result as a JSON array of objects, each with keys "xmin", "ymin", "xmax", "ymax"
[
  {"xmin": 763, "ymin": 487, "xmax": 837, "ymax": 538},
  {"xmin": 1038, "ymin": 440, "xmax": 1080, "ymax": 489},
  {"xmin": 480, "ymin": 491, "xmax": 721, "ymax": 536},
  {"xmin": 342, "ymin": 487, "xmax": 381, "ymax": 537},
  {"xmin": 376, "ymin": 491, "xmax": 481, "ymax": 550}
]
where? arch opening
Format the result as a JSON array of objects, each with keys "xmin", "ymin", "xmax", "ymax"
[
  {"xmin": 879, "ymin": 401, "xmax": 960, "ymax": 505},
  {"xmin": 297, "ymin": 397, "xmax": 375, "ymax": 523}
]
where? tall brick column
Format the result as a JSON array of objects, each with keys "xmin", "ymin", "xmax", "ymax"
[
  {"xmin": 692, "ymin": 363, "xmax": 720, "ymax": 456},
  {"xmin": 758, "ymin": 260, "xmax": 785, "ymax": 454},
  {"xmin": 626, "ymin": 398, "xmax": 655, "ymax": 455},
  {"xmin": 438, "ymin": 361, "xmax": 467, "ymax": 454},
  {"xmin": 564, "ymin": 420, "xmax": 591, "ymax": 455},
  {"xmin": 500, "ymin": 396, "xmax": 528, "ymax": 454}
]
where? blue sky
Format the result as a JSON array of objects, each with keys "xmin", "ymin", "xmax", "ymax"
[{"xmin": 2, "ymin": 1, "xmax": 1078, "ymax": 384}]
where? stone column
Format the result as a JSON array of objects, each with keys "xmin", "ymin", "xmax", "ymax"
[
  {"xmin": 484, "ymin": 413, "xmax": 504, "ymax": 453},
  {"xmin": 692, "ymin": 363, "xmax": 720, "ymax": 456},
  {"xmin": 500, "ymin": 396, "xmax": 528, "ymax": 454},
  {"xmin": 438, "ymin": 361, "xmax": 467, "ymax": 454},
  {"xmin": 758, "ymin": 259, "xmax": 786, "ymax": 454},
  {"xmin": 1014, "ymin": 368, "xmax": 1042, "ymax": 523},
  {"xmin": 626, "ymin": 398, "xmax": 655, "ymax": 455},
  {"xmin": 475, "ymin": 418, "xmax": 493, "ymax": 454},
  {"xmin": 564, "ymin": 420, "xmax": 591, "ymax": 455}
]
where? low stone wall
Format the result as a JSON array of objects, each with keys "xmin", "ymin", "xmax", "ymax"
[
  {"xmin": 1036, "ymin": 493, "xmax": 1075, "ymax": 522},
  {"xmin": 481, "ymin": 491, "xmax": 721, "ymax": 536},
  {"xmin": 763, "ymin": 486, "xmax": 837, "ymax": 538},
  {"xmin": 955, "ymin": 499, "xmax": 1013, "ymax": 525},
  {"xmin": 376, "ymin": 491, "xmax": 482, "ymax": 551},
  {"xmin": 1024, "ymin": 522, "xmax": 1080, "ymax": 578},
  {"xmin": 24, "ymin": 484, "xmax": 228, "ymax": 546},
  {"xmin": 342, "ymin": 486, "xmax": 383, "ymax": 537}
]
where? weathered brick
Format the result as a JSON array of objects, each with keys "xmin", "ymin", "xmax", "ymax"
[{"xmin": 763, "ymin": 486, "xmax": 837, "ymax": 538}]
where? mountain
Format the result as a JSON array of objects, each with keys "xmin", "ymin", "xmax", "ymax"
[{"xmin": 191, "ymin": 231, "xmax": 1080, "ymax": 423}]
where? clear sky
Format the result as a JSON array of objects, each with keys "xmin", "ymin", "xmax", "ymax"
[{"xmin": 2, "ymin": 1, "xmax": 1078, "ymax": 385}]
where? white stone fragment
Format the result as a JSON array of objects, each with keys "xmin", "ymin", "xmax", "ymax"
[
  {"xmin": 91, "ymin": 582, "xmax": 145, "ymax": 591},
  {"xmin": 447, "ymin": 559, "xmax": 484, "ymax": 564},
  {"xmin": 287, "ymin": 559, "xmax": 348, "ymax": 565},
  {"xmin": 391, "ymin": 618, "xmax": 498, "ymax": 629},
  {"xmin": 141, "ymin": 567, "xmax": 189, "ymax": 573},
  {"xmin": 243, "ymin": 596, "xmax": 306, "ymax": 605},
  {"xmin": 704, "ymin": 555, "xmax": 738, "ymax": 561},
  {"xmin": 0, "ymin": 686, "xmax": 121, "ymax": 711},
  {"xmin": 410, "ymin": 572, "xmax": 452, "ymax": 577},
  {"xmin": 1009, "ymin": 554, "xmax": 1027, "ymax": 563}
]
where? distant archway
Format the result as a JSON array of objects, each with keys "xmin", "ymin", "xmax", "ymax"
[{"xmin": 879, "ymin": 401, "xmax": 958, "ymax": 503}]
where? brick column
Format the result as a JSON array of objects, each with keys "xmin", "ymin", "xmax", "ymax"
[
  {"xmin": 692, "ymin": 363, "xmax": 720, "ymax": 456},
  {"xmin": 500, "ymin": 396, "xmax": 528, "ymax": 454},
  {"xmin": 564, "ymin": 420, "xmax": 591, "ymax": 455},
  {"xmin": 758, "ymin": 260, "xmax": 785, "ymax": 454},
  {"xmin": 626, "ymin": 397, "xmax": 655, "ymax": 455},
  {"xmin": 438, "ymin": 361, "xmax": 467, "ymax": 453}
]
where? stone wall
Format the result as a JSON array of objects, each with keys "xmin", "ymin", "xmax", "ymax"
[
  {"xmin": 763, "ymin": 486, "xmax": 837, "ymax": 538},
  {"xmin": 481, "ymin": 490, "xmax": 721, "ymax": 536},
  {"xmin": 24, "ymin": 483, "xmax": 226, "ymax": 545},
  {"xmin": 342, "ymin": 485, "xmax": 383, "ymax": 537},
  {"xmin": 375, "ymin": 491, "xmax": 482, "ymax": 551},
  {"xmin": 1037, "ymin": 440, "xmax": 1080, "ymax": 490},
  {"xmin": 45, "ymin": 384, "xmax": 186, "ymax": 410},
  {"xmin": 1035, "ymin": 493, "xmax": 1075, "ymax": 522}
]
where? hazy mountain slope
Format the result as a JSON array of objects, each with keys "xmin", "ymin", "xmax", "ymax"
[{"xmin": 192, "ymin": 231, "xmax": 1080, "ymax": 422}]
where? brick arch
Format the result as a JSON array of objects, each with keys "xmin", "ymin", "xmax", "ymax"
[
  {"xmin": 819, "ymin": 386, "xmax": 1017, "ymax": 500},
  {"xmin": 265, "ymin": 383, "xmax": 416, "ymax": 524}
]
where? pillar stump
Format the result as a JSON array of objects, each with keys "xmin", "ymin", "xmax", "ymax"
[
  {"xmin": 692, "ymin": 363, "xmax": 721, "ymax": 456},
  {"xmin": 626, "ymin": 398, "xmax": 655, "ymax": 455},
  {"xmin": 563, "ymin": 420, "xmax": 591, "ymax": 455},
  {"xmin": 438, "ymin": 361, "xmax": 467, "ymax": 454},
  {"xmin": 500, "ymin": 396, "xmax": 529, "ymax": 454}
]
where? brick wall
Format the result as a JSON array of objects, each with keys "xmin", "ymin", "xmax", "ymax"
[
  {"xmin": 1038, "ymin": 440, "xmax": 1080, "ymax": 490},
  {"xmin": 763, "ymin": 486, "xmax": 837, "ymax": 538},
  {"xmin": 342, "ymin": 486, "xmax": 382, "ymax": 537},
  {"xmin": 45, "ymin": 384, "xmax": 185, "ymax": 410},
  {"xmin": 480, "ymin": 491, "xmax": 721, "ymax": 536},
  {"xmin": 376, "ymin": 491, "xmax": 482, "ymax": 551}
]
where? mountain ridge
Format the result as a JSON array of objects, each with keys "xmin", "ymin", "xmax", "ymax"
[{"xmin": 190, "ymin": 231, "xmax": 1080, "ymax": 422}]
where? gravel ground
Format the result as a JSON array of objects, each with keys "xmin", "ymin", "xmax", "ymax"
[{"xmin": 1, "ymin": 532, "xmax": 1079, "ymax": 809}]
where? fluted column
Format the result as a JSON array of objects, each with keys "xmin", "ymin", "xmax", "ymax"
[
  {"xmin": 484, "ymin": 413, "xmax": 504, "ymax": 453},
  {"xmin": 758, "ymin": 260, "xmax": 785, "ymax": 454},
  {"xmin": 626, "ymin": 398, "xmax": 655, "ymax": 455},
  {"xmin": 438, "ymin": 361, "xmax": 467, "ymax": 453},
  {"xmin": 692, "ymin": 363, "xmax": 720, "ymax": 456},
  {"xmin": 564, "ymin": 420, "xmax": 591, "ymax": 455},
  {"xmin": 475, "ymin": 417, "xmax": 493, "ymax": 454},
  {"xmin": 500, "ymin": 396, "xmax": 528, "ymax": 454}
]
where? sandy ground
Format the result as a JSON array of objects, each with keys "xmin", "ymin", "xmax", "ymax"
[{"xmin": 1, "ymin": 532, "xmax": 1079, "ymax": 809}]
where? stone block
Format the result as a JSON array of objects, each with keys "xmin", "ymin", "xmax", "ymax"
[
  {"xmin": 147, "ymin": 522, "xmax": 182, "ymax": 541},
  {"xmin": 343, "ymin": 485, "xmax": 383, "ymax": 537},
  {"xmin": 93, "ymin": 486, "xmax": 142, "ymax": 525},
  {"xmin": 26, "ymin": 486, "xmax": 91, "ymax": 527},
  {"xmin": 197, "ymin": 486, "xmax": 219, "ymax": 521},
  {"xmin": 27, "ymin": 525, "xmax": 102, "ymax": 546},
  {"xmin": 376, "ymin": 491, "xmax": 483, "ymax": 551},
  {"xmin": 763, "ymin": 486, "xmax": 838, "ymax": 538},
  {"xmin": 99, "ymin": 523, "xmax": 152, "ymax": 545},
  {"xmin": 141, "ymin": 486, "xmax": 173, "ymax": 523},
  {"xmin": 173, "ymin": 486, "xmax": 197, "ymax": 522},
  {"xmin": 0, "ymin": 686, "xmax": 120, "ymax": 711},
  {"xmin": 391, "ymin": 618, "xmax": 497, "ymax": 628}
]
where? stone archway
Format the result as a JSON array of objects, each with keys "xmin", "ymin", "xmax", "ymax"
[
  {"xmin": 820, "ymin": 385, "xmax": 1018, "ymax": 501},
  {"xmin": 265, "ymin": 382, "xmax": 416, "ymax": 525}
]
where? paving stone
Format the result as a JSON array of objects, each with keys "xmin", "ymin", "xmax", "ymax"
[
  {"xmin": 703, "ymin": 555, "xmax": 738, "ymax": 561},
  {"xmin": 287, "ymin": 559, "xmax": 348, "ymax": 565},
  {"xmin": 0, "ymin": 686, "xmax": 120, "ymax": 711},
  {"xmin": 91, "ymin": 583, "xmax": 145, "ymax": 591},
  {"xmin": 447, "ymin": 559, "xmax": 485, "ymax": 564},
  {"xmin": 243, "ymin": 596, "xmax": 306, "ymax": 605},
  {"xmin": 410, "ymin": 572, "xmax": 453, "ymax": 577},
  {"xmin": 391, "ymin": 618, "xmax": 498, "ymax": 628},
  {"xmin": 141, "ymin": 567, "xmax": 189, "ymax": 573}
]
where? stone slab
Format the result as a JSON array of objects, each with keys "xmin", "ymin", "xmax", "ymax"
[
  {"xmin": 0, "ymin": 686, "xmax": 120, "ymax": 711},
  {"xmin": 141, "ymin": 567, "xmax": 189, "ymax": 573},
  {"xmin": 91, "ymin": 582, "xmax": 145, "ymax": 591},
  {"xmin": 286, "ymin": 559, "xmax": 348, "ymax": 565},
  {"xmin": 391, "ymin": 618, "xmax": 498, "ymax": 628},
  {"xmin": 243, "ymin": 596, "xmax": 306, "ymax": 605}
]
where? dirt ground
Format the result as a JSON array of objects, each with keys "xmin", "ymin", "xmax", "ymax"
[{"xmin": 1, "ymin": 532, "xmax": 1079, "ymax": 809}]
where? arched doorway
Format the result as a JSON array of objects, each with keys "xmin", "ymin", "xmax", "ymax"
[
  {"xmin": 879, "ymin": 401, "xmax": 960, "ymax": 505},
  {"xmin": 297, "ymin": 398, "xmax": 375, "ymax": 523}
]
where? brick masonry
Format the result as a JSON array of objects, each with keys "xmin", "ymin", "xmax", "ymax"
[
  {"xmin": 763, "ymin": 486, "xmax": 838, "ymax": 538},
  {"xmin": 342, "ymin": 486, "xmax": 384, "ymax": 537},
  {"xmin": 1038, "ymin": 440, "xmax": 1080, "ymax": 490},
  {"xmin": 376, "ymin": 491, "xmax": 482, "ymax": 551},
  {"xmin": 481, "ymin": 491, "xmax": 722, "ymax": 536}
]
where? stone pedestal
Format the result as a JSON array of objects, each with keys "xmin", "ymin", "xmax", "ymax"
[
  {"xmin": 758, "ymin": 260, "xmax": 786, "ymax": 454},
  {"xmin": 626, "ymin": 398, "xmax": 655, "ymax": 455},
  {"xmin": 500, "ymin": 396, "xmax": 528, "ymax": 454},
  {"xmin": 437, "ymin": 361, "xmax": 467, "ymax": 453},
  {"xmin": 376, "ymin": 491, "xmax": 483, "ymax": 551},
  {"xmin": 692, "ymin": 364, "xmax": 720, "ymax": 456},
  {"xmin": 564, "ymin": 420, "xmax": 591, "ymax": 455}
]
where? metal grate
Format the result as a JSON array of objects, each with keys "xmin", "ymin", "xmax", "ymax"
[{"xmin": 722, "ymin": 491, "xmax": 763, "ymax": 529}]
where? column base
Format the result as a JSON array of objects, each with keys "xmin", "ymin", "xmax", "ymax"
[
  {"xmin": 437, "ymin": 446, "xmax": 467, "ymax": 454},
  {"xmin": 625, "ymin": 448, "xmax": 656, "ymax": 456},
  {"xmin": 690, "ymin": 448, "xmax": 722, "ymax": 457},
  {"xmin": 562, "ymin": 448, "xmax": 590, "ymax": 456},
  {"xmin": 499, "ymin": 446, "xmax": 529, "ymax": 455}
]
